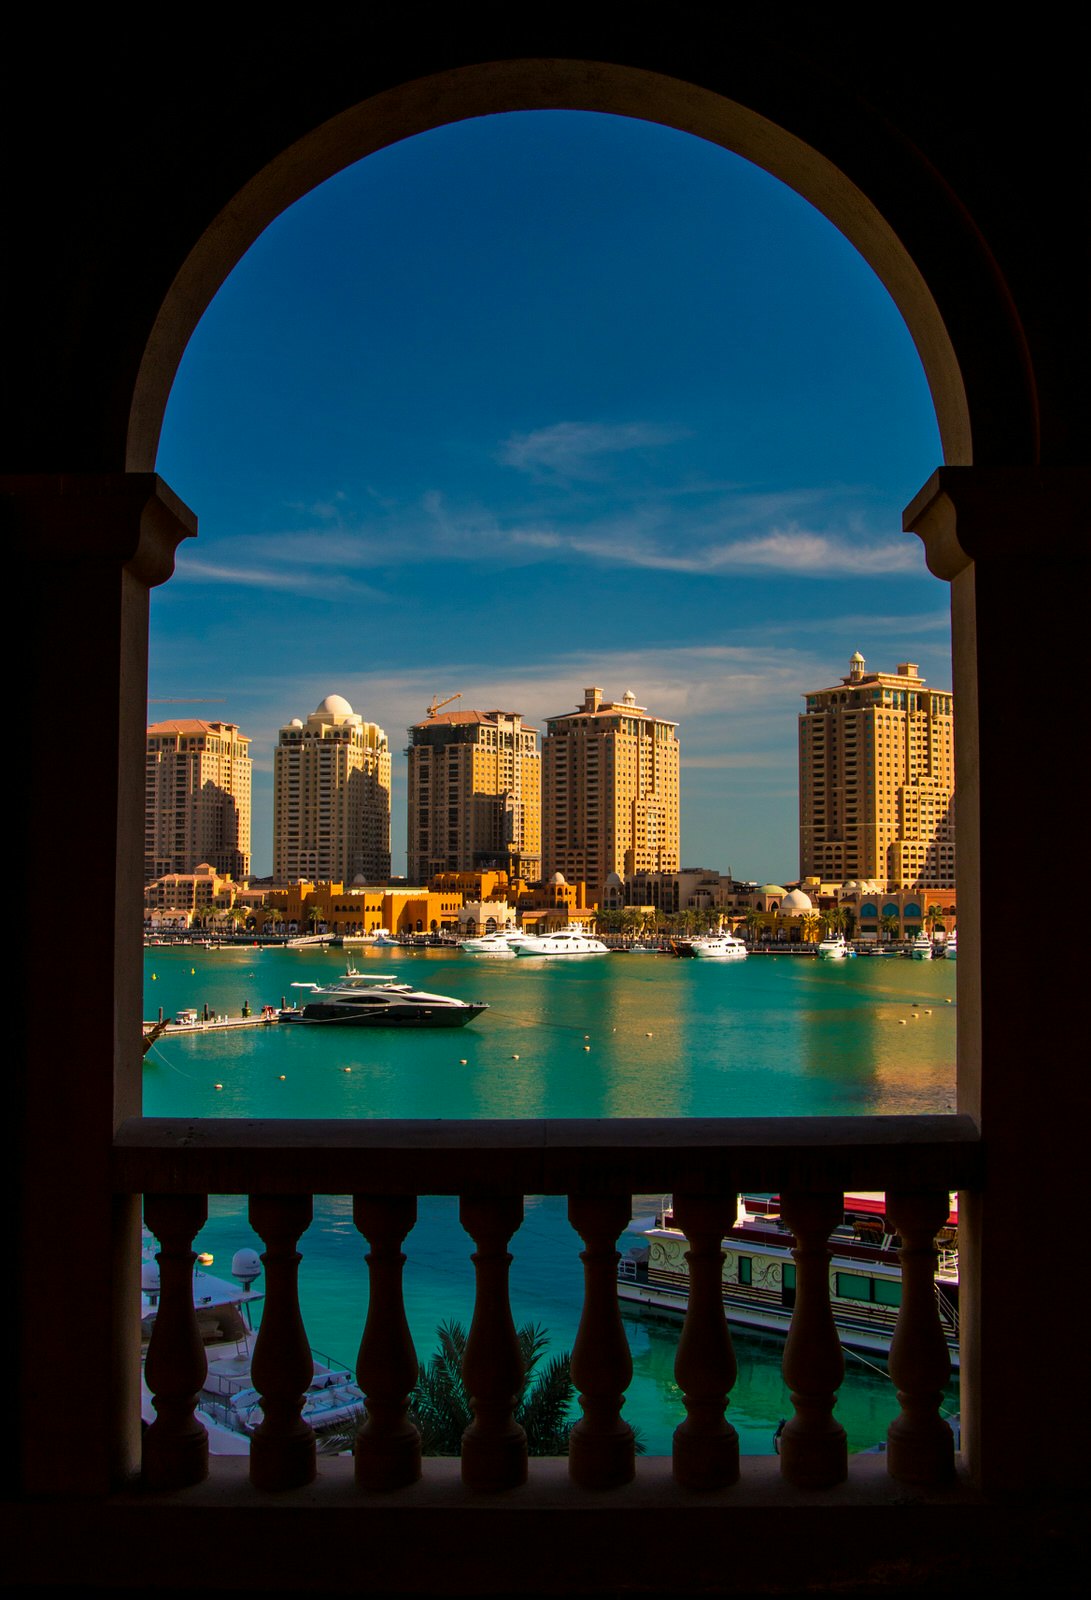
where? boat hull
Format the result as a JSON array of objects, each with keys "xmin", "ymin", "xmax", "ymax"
[{"xmin": 283, "ymin": 1001, "xmax": 487, "ymax": 1027}]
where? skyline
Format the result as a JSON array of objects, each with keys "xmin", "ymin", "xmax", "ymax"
[{"xmin": 150, "ymin": 110, "xmax": 950, "ymax": 881}]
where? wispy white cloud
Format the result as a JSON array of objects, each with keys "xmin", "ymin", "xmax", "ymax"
[
  {"xmin": 171, "ymin": 557, "xmax": 387, "ymax": 601},
  {"xmin": 499, "ymin": 420, "xmax": 688, "ymax": 479},
  {"xmin": 507, "ymin": 522, "xmax": 921, "ymax": 576}
]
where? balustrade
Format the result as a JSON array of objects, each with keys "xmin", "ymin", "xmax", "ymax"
[{"xmin": 129, "ymin": 1116, "xmax": 978, "ymax": 1500}]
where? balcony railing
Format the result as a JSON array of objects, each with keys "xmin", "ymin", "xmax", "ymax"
[{"xmin": 117, "ymin": 1113, "xmax": 981, "ymax": 1499}]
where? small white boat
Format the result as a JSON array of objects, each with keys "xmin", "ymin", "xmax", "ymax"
[
  {"xmin": 944, "ymin": 929, "xmax": 957, "ymax": 961},
  {"xmin": 515, "ymin": 929, "xmax": 609, "ymax": 957},
  {"xmin": 459, "ymin": 931, "xmax": 518, "ymax": 957},
  {"xmin": 816, "ymin": 933, "xmax": 850, "ymax": 960},
  {"xmin": 689, "ymin": 933, "xmax": 747, "ymax": 961},
  {"xmin": 911, "ymin": 932, "xmax": 934, "ymax": 960}
]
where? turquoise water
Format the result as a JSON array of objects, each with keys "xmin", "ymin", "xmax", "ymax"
[{"xmin": 144, "ymin": 944, "xmax": 959, "ymax": 1453}]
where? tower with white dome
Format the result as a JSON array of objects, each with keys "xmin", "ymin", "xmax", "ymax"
[{"xmin": 273, "ymin": 695, "xmax": 391, "ymax": 884}]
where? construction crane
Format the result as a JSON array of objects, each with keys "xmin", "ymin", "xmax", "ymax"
[{"xmin": 425, "ymin": 692, "xmax": 462, "ymax": 719}]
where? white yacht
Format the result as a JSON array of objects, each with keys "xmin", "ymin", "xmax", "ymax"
[
  {"xmin": 944, "ymin": 929, "xmax": 957, "ymax": 960},
  {"xmin": 816, "ymin": 932, "xmax": 850, "ymax": 959},
  {"xmin": 515, "ymin": 929, "xmax": 609, "ymax": 957},
  {"xmin": 689, "ymin": 933, "xmax": 747, "ymax": 960},
  {"xmin": 911, "ymin": 932, "xmax": 934, "ymax": 960},
  {"xmin": 459, "ymin": 931, "xmax": 517, "ymax": 957}
]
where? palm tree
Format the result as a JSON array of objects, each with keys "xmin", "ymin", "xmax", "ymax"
[{"xmin": 409, "ymin": 1319, "xmax": 574, "ymax": 1456}]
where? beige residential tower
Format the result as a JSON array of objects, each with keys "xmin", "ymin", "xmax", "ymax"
[
  {"xmin": 542, "ymin": 687, "xmax": 680, "ymax": 897},
  {"xmin": 274, "ymin": 695, "xmax": 391, "ymax": 884},
  {"xmin": 406, "ymin": 708, "xmax": 541, "ymax": 882},
  {"xmin": 798, "ymin": 653, "xmax": 955, "ymax": 890},
  {"xmin": 144, "ymin": 719, "xmax": 251, "ymax": 884}
]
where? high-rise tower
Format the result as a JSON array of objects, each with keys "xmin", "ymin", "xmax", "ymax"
[
  {"xmin": 799, "ymin": 653, "xmax": 955, "ymax": 889},
  {"xmin": 406, "ymin": 708, "xmax": 540, "ymax": 882},
  {"xmin": 145, "ymin": 719, "xmax": 252, "ymax": 883},
  {"xmin": 542, "ymin": 687, "xmax": 680, "ymax": 897},
  {"xmin": 274, "ymin": 695, "xmax": 391, "ymax": 884}
]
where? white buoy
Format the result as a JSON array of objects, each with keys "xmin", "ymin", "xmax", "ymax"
[
  {"xmin": 214, "ymin": 1081, "xmax": 224, "ymax": 1088},
  {"xmin": 459, "ymin": 1059, "xmax": 467, "ymax": 1065},
  {"xmin": 512, "ymin": 1054, "xmax": 520, "ymax": 1060}
]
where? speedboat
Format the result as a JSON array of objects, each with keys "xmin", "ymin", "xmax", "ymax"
[
  {"xmin": 911, "ymin": 932, "xmax": 934, "ymax": 960},
  {"xmin": 689, "ymin": 933, "xmax": 747, "ymax": 960},
  {"xmin": 515, "ymin": 929, "xmax": 609, "ymax": 957},
  {"xmin": 280, "ymin": 972, "xmax": 487, "ymax": 1027},
  {"xmin": 816, "ymin": 933, "xmax": 850, "ymax": 960}
]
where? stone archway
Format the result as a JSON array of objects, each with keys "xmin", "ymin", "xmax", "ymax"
[{"xmin": 127, "ymin": 60, "xmax": 1037, "ymax": 478}]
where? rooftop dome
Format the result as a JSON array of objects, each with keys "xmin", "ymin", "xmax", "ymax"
[
  {"xmin": 316, "ymin": 693, "xmax": 353, "ymax": 717},
  {"xmin": 289, "ymin": 717, "xmax": 303, "ymax": 728},
  {"xmin": 604, "ymin": 871, "xmax": 624, "ymax": 887},
  {"xmin": 759, "ymin": 884, "xmax": 787, "ymax": 898},
  {"xmin": 781, "ymin": 888, "xmax": 814, "ymax": 914},
  {"xmin": 550, "ymin": 871, "xmax": 567, "ymax": 886}
]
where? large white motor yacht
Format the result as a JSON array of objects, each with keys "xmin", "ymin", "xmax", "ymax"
[
  {"xmin": 515, "ymin": 929, "xmax": 609, "ymax": 957},
  {"xmin": 816, "ymin": 932, "xmax": 850, "ymax": 959}
]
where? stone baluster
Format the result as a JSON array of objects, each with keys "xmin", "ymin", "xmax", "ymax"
[
  {"xmin": 671, "ymin": 1192, "xmax": 739, "ymax": 1489},
  {"xmin": 353, "ymin": 1194, "xmax": 421, "ymax": 1490},
  {"xmin": 459, "ymin": 1194, "xmax": 527, "ymax": 1489},
  {"xmin": 778, "ymin": 1190, "xmax": 847, "ymax": 1488},
  {"xmin": 884, "ymin": 1189, "xmax": 956, "ymax": 1484},
  {"xmin": 568, "ymin": 1194, "xmax": 635, "ymax": 1489},
  {"xmin": 247, "ymin": 1195, "xmax": 316, "ymax": 1490},
  {"xmin": 143, "ymin": 1193, "xmax": 209, "ymax": 1489}
]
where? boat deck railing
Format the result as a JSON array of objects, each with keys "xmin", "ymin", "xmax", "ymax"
[{"xmin": 123, "ymin": 1112, "xmax": 980, "ymax": 1497}]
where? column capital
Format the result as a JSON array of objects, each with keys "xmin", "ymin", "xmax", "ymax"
[
  {"xmin": 903, "ymin": 465, "xmax": 1091, "ymax": 581},
  {"xmin": 1, "ymin": 472, "xmax": 196, "ymax": 586}
]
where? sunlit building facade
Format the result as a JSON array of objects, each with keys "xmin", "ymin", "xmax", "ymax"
[
  {"xmin": 799, "ymin": 653, "xmax": 955, "ymax": 890},
  {"xmin": 543, "ymin": 687, "xmax": 680, "ymax": 897},
  {"xmin": 144, "ymin": 719, "xmax": 251, "ymax": 883},
  {"xmin": 274, "ymin": 695, "xmax": 391, "ymax": 884},
  {"xmin": 406, "ymin": 709, "xmax": 541, "ymax": 882}
]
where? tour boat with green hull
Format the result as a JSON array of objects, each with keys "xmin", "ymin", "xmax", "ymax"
[
  {"xmin": 618, "ymin": 1192, "xmax": 959, "ymax": 1367},
  {"xmin": 279, "ymin": 972, "xmax": 487, "ymax": 1028}
]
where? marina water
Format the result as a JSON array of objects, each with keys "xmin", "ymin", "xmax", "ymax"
[{"xmin": 144, "ymin": 944, "xmax": 959, "ymax": 1453}]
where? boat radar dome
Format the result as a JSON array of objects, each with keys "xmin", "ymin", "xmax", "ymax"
[{"xmin": 231, "ymin": 1248, "xmax": 262, "ymax": 1287}]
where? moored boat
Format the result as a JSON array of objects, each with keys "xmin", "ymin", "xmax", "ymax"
[
  {"xmin": 689, "ymin": 933, "xmax": 748, "ymax": 960},
  {"xmin": 514, "ymin": 929, "xmax": 609, "ymax": 957},
  {"xmin": 911, "ymin": 932, "xmax": 934, "ymax": 959},
  {"xmin": 459, "ymin": 931, "xmax": 518, "ymax": 956},
  {"xmin": 141, "ymin": 1242, "xmax": 365, "ymax": 1451},
  {"xmin": 618, "ymin": 1192, "xmax": 959, "ymax": 1366},
  {"xmin": 280, "ymin": 972, "xmax": 487, "ymax": 1026},
  {"xmin": 816, "ymin": 932, "xmax": 850, "ymax": 959}
]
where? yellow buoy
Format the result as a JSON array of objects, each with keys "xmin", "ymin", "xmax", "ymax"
[
  {"xmin": 279, "ymin": 1075, "xmax": 286, "ymax": 1081},
  {"xmin": 151, "ymin": 973, "xmax": 157, "ymax": 981},
  {"xmin": 584, "ymin": 1045, "xmax": 591, "ymax": 1051},
  {"xmin": 214, "ymin": 1082, "xmax": 224, "ymax": 1088},
  {"xmin": 645, "ymin": 1032, "xmax": 653, "ymax": 1037},
  {"xmin": 344, "ymin": 1066, "xmax": 352, "ymax": 1073},
  {"xmin": 459, "ymin": 1059, "xmax": 467, "ymax": 1065},
  {"xmin": 512, "ymin": 1054, "xmax": 520, "ymax": 1060}
]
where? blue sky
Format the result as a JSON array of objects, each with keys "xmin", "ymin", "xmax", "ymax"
[{"xmin": 152, "ymin": 111, "xmax": 948, "ymax": 882}]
